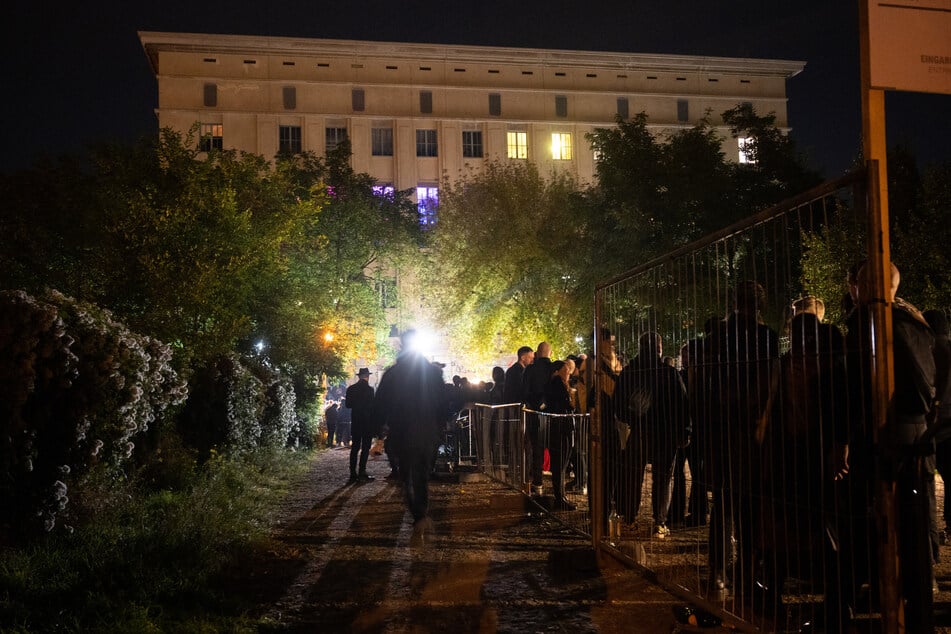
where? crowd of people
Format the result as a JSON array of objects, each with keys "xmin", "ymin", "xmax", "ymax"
[
  {"xmin": 321, "ymin": 260, "xmax": 946, "ymax": 629},
  {"xmin": 596, "ymin": 263, "xmax": 944, "ymax": 631}
]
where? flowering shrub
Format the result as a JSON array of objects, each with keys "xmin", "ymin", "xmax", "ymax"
[
  {"xmin": 177, "ymin": 354, "xmax": 305, "ymax": 457},
  {"xmin": 0, "ymin": 290, "xmax": 187, "ymax": 535},
  {"xmin": 178, "ymin": 353, "xmax": 267, "ymax": 457},
  {"xmin": 252, "ymin": 363, "xmax": 298, "ymax": 450}
]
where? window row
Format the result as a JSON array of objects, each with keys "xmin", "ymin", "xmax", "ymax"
[
  {"xmin": 202, "ymin": 84, "xmax": 692, "ymax": 121},
  {"xmin": 200, "ymin": 123, "xmax": 577, "ymax": 161},
  {"xmin": 200, "ymin": 123, "xmax": 752, "ymax": 164}
]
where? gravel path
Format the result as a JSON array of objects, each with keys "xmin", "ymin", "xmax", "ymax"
[{"xmin": 251, "ymin": 446, "xmax": 697, "ymax": 633}]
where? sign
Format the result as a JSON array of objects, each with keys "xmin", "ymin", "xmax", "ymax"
[{"xmin": 867, "ymin": 0, "xmax": 951, "ymax": 94}]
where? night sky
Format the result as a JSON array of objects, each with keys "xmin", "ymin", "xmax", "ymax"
[{"xmin": 3, "ymin": 0, "xmax": 948, "ymax": 178}]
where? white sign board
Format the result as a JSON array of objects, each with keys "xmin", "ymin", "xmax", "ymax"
[{"xmin": 868, "ymin": 0, "xmax": 951, "ymax": 94}]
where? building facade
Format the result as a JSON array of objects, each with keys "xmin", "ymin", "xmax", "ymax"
[{"xmin": 139, "ymin": 32, "xmax": 804, "ymax": 215}]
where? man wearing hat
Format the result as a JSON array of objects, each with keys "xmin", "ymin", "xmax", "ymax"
[{"xmin": 345, "ymin": 367, "xmax": 377, "ymax": 484}]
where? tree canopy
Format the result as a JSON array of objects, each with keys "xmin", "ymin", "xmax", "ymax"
[{"xmin": 0, "ymin": 129, "xmax": 421, "ymax": 398}]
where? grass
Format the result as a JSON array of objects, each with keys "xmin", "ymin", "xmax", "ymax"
[{"xmin": 0, "ymin": 448, "xmax": 315, "ymax": 633}]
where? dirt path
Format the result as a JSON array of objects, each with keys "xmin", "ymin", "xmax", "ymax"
[{"xmin": 246, "ymin": 447, "xmax": 698, "ymax": 633}]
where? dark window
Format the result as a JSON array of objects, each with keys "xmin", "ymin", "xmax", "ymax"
[
  {"xmin": 372, "ymin": 128, "xmax": 393, "ymax": 156},
  {"xmin": 488, "ymin": 93, "xmax": 501, "ymax": 116},
  {"xmin": 677, "ymin": 99, "xmax": 689, "ymax": 122},
  {"xmin": 279, "ymin": 125, "xmax": 302, "ymax": 154},
  {"xmin": 416, "ymin": 129, "xmax": 437, "ymax": 157},
  {"xmin": 352, "ymin": 88, "xmax": 365, "ymax": 112},
  {"xmin": 555, "ymin": 95, "xmax": 568, "ymax": 118},
  {"xmin": 462, "ymin": 130, "xmax": 483, "ymax": 158},
  {"xmin": 420, "ymin": 91, "xmax": 433, "ymax": 114},
  {"xmin": 203, "ymin": 83, "xmax": 217, "ymax": 107},
  {"xmin": 283, "ymin": 86, "xmax": 296, "ymax": 110},
  {"xmin": 326, "ymin": 127, "xmax": 347, "ymax": 152},
  {"xmin": 617, "ymin": 97, "xmax": 629, "ymax": 119},
  {"xmin": 199, "ymin": 123, "xmax": 223, "ymax": 151}
]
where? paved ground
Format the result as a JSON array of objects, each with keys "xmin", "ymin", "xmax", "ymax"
[{"xmin": 249, "ymin": 446, "xmax": 727, "ymax": 633}]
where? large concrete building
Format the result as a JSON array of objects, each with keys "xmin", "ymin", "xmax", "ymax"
[{"xmin": 139, "ymin": 32, "xmax": 804, "ymax": 220}]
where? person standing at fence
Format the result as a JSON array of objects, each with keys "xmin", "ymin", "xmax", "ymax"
[
  {"xmin": 523, "ymin": 342, "xmax": 554, "ymax": 496},
  {"xmin": 543, "ymin": 360, "xmax": 578, "ymax": 510},
  {"xmin": 564, "ymin": 355, "xmax": 586, "ymax": 494},
  {"xmin": 336, "ymin": 398, "xmax": 352, "ymax": 447},
  {"xmin": 706, "ymin": 280, "xmax": 779, "ymax": 598},
  {"xmin": 374, "ymin": 329, "xmax": 449, "ymax": 546},
  {"xmin": 489, "ymin": 366, "xmax": 506, "ymax": 404},
  {"xmin": 758, "ymin": 295, "xmax": 847, "ymax": 609},
  {"xmin": 324, "ymin": 400, "xmax": 339, "ymax": 448},
  {"xmin": 503, "ymin": 346, "xmax": 534, "ymax": 405},
  {"xmin": 615, "ymin": 331, "xmax": 691, "ymax": 538},
  {"xmin": 828, "ymin": 262, "xmax": 936, "ymax": 632},
  {"xmin": 345, "ymin": 368, "xmax": 377, "ymax": 484},
  {"xmin": 596, "ymin": 328, "xmax": 626, "ymax": 529},
  {"xmin": 674, "ymin": 316, "xmax": 719, "ymax": 528}
]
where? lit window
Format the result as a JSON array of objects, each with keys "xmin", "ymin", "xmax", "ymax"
[
  {"xmin": 279, "ymin": 125, "xmax": 302, "ymax": 154},
  {"xmin": 416, "ymin": 129, "xmax": 438, "ymax": 157},
  {"xmin": 199, "ymin": 123, "xmax": 223, "ymax": 151},
  {"xmin": 372, "ymin": 128, "xmax": 393, "ymax": 156},
  {"xmin": 507, "ymin": 131, "xmax": 528, "ymax": 159},
  {"xmin": 417, "ymin": 186, "xmax": 439, "ymax": 227},
  {"xmin": 551, "ymin": 133, "xmax": 572, "ymax": 160},
  {"xmin": 372, "ymin": 184, "xmax": 395, "ymax": 197},
  {"xmin": 326, "ymin": 127, "xmax": 347, "ymax": 153},
  {"xmin": 738, "ymin": 137, "xmax": 756, "ymax": 164},
  {"xmin": 462, "ymin": 130, "xmax": 483, "ymax": 158}
]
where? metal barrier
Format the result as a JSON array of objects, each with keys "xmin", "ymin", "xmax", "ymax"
[
  {"xmin": 469, "ymin": 403, "xmax": 593, "ymax": 535},
  {"xmin": 590, "ymin": 168, "xmax": 922, "ymax": 632}
]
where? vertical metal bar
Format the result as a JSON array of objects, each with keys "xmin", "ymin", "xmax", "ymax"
[{"xmin": 592, "ymin": 287, "xmax": 605, "ymax": 551}]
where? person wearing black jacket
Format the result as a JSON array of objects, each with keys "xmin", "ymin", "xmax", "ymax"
[
  {"xmin": 522, "ymin": 342, "xmax": 553, "ymax": 496},
  {"xmin": 543, "ymin": 360, "xmax": 577, "ymax": 510},
  {"xmin": 345, "ymin": 368, "xmax": 377, "ymax": 483},
  {"xmin": 374, "ymin": 330, "xmax": 450, "ymax": 546},
  {"xmin": 827, "ymin": 262, "xmax": 937, "ymax": 632},
  {"xmin": 502, "ymin": 346, "xmax": 534, "ymax": 405},
  {"xmin": 614, "ymin": 331, "xmax": 691, "ymax": 538}
]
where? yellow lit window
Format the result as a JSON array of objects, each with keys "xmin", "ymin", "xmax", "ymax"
[
  {"xmin": 738, "ymin": 136, "xmax": 756, "ymax": 164},
  {"xmin": 507, "ymin": 131, "xmax": 528, "ymax": 159},
  {"xmin": 551, "ymin": 133, "xmax": 572, "ymax": 160}
]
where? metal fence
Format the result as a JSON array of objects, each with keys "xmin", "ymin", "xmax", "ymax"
[
  {"xmin": 469, "ymin": 404, "xmax": 592, "ymax": 534},
  {"xmin": 589, "ymin": 166, "xmax": 937, "ymax": 632}
]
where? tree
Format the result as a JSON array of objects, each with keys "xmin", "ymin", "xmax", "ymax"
[
  {"xmin": 721, "ymin": 103, "xmax": 823, "ymax": 216},
  {"xmin": 0, "ymin": 129, "xmax": 423, "ymax": 410},
  {"xmin": 424, "ymin": 161, "xmax": 592, "ymax": 363}
]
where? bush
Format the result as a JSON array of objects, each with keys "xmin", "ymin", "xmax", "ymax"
[
  {"xmin": 0, "ymin": 448, "xmax": 313, "ymax": 632},
  {"xmin": 0, "ymin": 290, "xmax": 187, "ymax": 536},
  {"xmin": 247, "ymin": 360, "xmax": 298, "ymax": 450}
]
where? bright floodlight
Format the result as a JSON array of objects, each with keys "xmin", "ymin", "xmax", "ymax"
[{"xmin": 405, "ymin": 328, "xmax": 436, "ymax": 356}]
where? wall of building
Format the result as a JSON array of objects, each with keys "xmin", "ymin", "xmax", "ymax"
[{"xmin": 141, "ymin": 33, "xmax": 803, "ymax": 192}]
